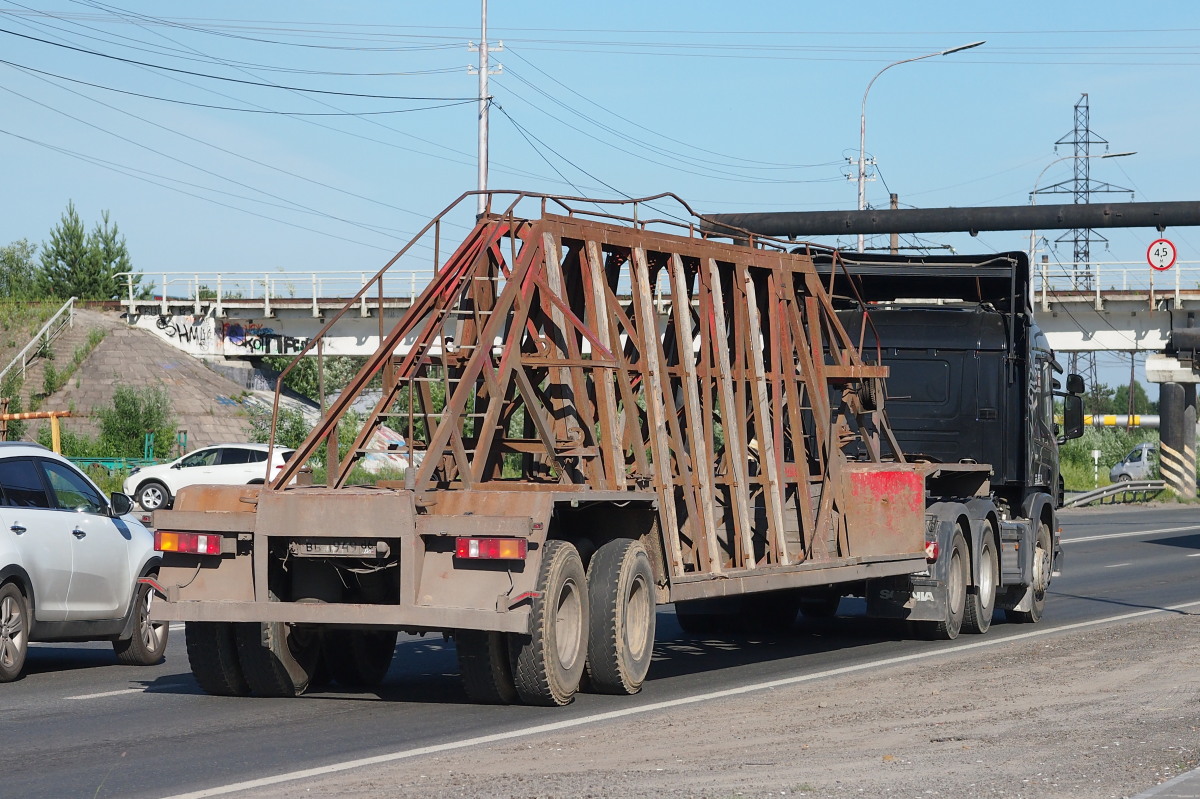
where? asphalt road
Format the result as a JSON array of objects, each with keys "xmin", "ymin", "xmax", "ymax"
[{"xmin": 4, "ymin": 504, "xmax": 1198, "ymax": 799}]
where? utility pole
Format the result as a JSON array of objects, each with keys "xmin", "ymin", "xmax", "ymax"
[{"xmin": 469, "ymin": 0, "xmax": 502, "ymax": 217}]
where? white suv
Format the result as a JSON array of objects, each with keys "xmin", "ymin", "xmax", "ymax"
[
  {"xmin": 123, "ymin": 443, "xmax": 295, "ymax": 511},
  {"xmin": 0, "ymin": 442, "xmax": 166, "ymax": 681}
]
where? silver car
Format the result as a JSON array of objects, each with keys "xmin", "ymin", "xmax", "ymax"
[
  {"xmin": 1109, "ymin": 443, "xmax": 1157, "ymax": 482},
  {"xmin": 0, "ymin": 442, "xmax": 166, "ymax": 682}
]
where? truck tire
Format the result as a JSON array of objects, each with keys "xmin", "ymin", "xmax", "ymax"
[
  {"xmin": 185, "ymin": 622, "xmax": 250, "ymax": 696},
  {"xmin": 1005, "ymin": 522, "xmax": 1051, "ymax": 624},
  {"xmin": 585, "ymin": 539, "xmax": 656, "ymax": 695},
  {"xmin": 322, "ymin": 629, "xmax": 396, "ymax": 690},
  {"xmin": 963, "ymin": 531, "xmax": 997, "ymax": 634},
  {"xmin": 457, "ymin": 630, "xmax": 518, "ymax": 704},
  {"xmin": 918, "ymin": 528, "xmax": 967, "ymax": 640},
  {"xmin": 235, "ymin": 619, "xmax": 322, "ymax": 697},
  {"xmin": 508, "ymin": 540, "xmax": 589, "ymax": 706}
]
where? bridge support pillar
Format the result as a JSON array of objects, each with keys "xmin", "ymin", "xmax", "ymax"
[{"xmin": 1158, "ymin": 382, "xmax": 1197, "ymax": 498}]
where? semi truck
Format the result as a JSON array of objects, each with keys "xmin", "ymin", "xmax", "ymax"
[{"xmin": 145, "ymin": 192, "xmax": 1084, "ymax": 706}]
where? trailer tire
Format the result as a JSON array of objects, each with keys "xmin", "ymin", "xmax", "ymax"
[
  {"xmin": 508, "ymin": 540, "xmax": 589, "ymax": 706},
  {"xmin": 1005, "ymin": 521, "xmax": 1051, "ymax": 624},
  {"xmin": 457, "ymin": 630, "xmax": 518, "ymax": 704},
  {"xmin": 235, "ymin": 614, "xmax": 323, "ymax": 697},
  {"xmin": 322, "ymin": 629, "xmax": 396, "ymax": 690},
  {"xmin": 185, "ymin": 622, "xmax": 249, "ymax": 696},
  {"xmin": 964, "ymin": 531, "xmax": 997, "ymax": 634},
  {"xmin": 585, "ymin": 539, "xmax": 656, "ymax": 695},
  {"xmin": 918, "ymin": 528, "xmax": 967, "ymax": 640}
]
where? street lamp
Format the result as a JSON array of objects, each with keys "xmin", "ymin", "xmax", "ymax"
[
  {"xmin": 1027, "ymin": 150, "xmax": 1137, "ymax": 263},
  {"xmin": 856, "ymin": 40, "xmax": 984, "ymax": 252}
]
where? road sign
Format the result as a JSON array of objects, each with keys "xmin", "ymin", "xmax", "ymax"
[{"xmin": 1148, "ymin": 238, "xmax": 1177, "ymax": 271}]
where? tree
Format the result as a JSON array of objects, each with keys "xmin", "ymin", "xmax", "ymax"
[
  {"xmin": 39, "ymin": 202, "xmax": 143, "ymax": 300},
  {"xmin": 95, "ymin": 385, "xmax": 177, "ymax": 458},
  {"xmin": 0, "ymin": 240, "xmax": 39, "ymax": 299}
]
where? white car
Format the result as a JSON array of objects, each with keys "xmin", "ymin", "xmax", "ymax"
[
  {"xmin": 0, "ymin": 442, "xmax": 166, "ymax": 681},
  {"xmin": 123, "ymin": 443, "xmax": 295, "ymax": 511}
]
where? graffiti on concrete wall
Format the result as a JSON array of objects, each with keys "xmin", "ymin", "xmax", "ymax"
[
  {"xmin": 156, "ymin": 315, "xmax": 214, "ymax": 348},
  {"xmin": 220, "ymin": 320, "xmax": 308, "ymax": 355}
]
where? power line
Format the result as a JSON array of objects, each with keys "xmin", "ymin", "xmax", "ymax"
[
  {"xmin": 0, "ymin": 59, "xmax": 475, "ymax": 115},
  {"xmin": 0, "ymin": 26, "xmax": 477, "ymax": 100}
]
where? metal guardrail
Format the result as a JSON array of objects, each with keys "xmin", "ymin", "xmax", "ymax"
[
  {"xmin": 1037, "ymin": 260, "xmax": 1200, "ymax": 310},
  {"xmin": 0, "ymin": 297, "xmax": 76, "ymax": 385},
  {"xmin": 1063, "ymin": 479, "xmax": 1167, "ymax": 508}
]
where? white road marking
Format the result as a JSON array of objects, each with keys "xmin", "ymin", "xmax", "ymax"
[
  {"xmin": 1188, "ymin": 553, "xmax": 1200, "ymax": 558},
  {"xmin": 1063, "ymin": 524, "xmax": 1200, "ymax": 545},
  {"xmin": 1104, "ymin": 563, "xmax": 1132, "ymax": 568},
  {"xmin": 158, "ymin": 598, "xmax": 1200, "ymax": 799},
  {"xmin": 68, "ymin": 688, "xmax": 146, "ymax": 700}
]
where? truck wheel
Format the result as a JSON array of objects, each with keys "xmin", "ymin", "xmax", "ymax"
[
  {"xmin": 185, "ymin": 622, "xmax": 250, "ymax": 696},
  {"xmin": 508, "ymin": 540, "xmax": 589, "ymax": 706},
  {"xmin": 322, "ymin": 629, "xmax": 396, "ymax": 690},
  {"xmin": 457, "ymin": 630, "xmax": 518, "ymax": 704},
  {"xmin": 585, "ymin": 539, "xmax": 656, "ymax": 695},
  {"xmin": 918, "ymin": 528, "xmax": 967, "ymax": 640},
  {"xmin": 235, "ymin": 619, "xmax": 322, "ymax": 697},
  {"xmin": 113, "ymin": 577, "xmax": 169, "ymax": 665},
  {"xmin": 963, "ymin": 532, "xmax": 997, "ymax": 634},
  {"xmin": 1005, "ymin": 522, "xmax": 1051, "ymax": 624}
]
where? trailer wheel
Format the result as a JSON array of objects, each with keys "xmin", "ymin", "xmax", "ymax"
[
  {"xmin": 235, "ymin": 617, "xmax": 323, "ymax": 697},
  {"xmin": 585, "ymin": 539, "xmax": 656, "ymax": 695},
  {"xmin": 185, "ymin": 622, "xmax": 249, "ymax": 696},
  {"xmin": 1005, "ymin": 522, "xmax": 1051, "ymax": 624},
  {"xmin": 918, "ymin": 528, "xmax": 967, "ymax": 640},
  {"xmin": 322, "ymin": 629, "xmax": 397, "ymax": 690},
  {"xmin": 457, "ymin": 630, "xmax": 518, "ymax": 704},
  {"xmin": 508, "ymin": 540, "xmax": 589, "ymax": 706},
  {"xmin": 964, "ymin": 531, "xmax": 997, "ymax": 634}
]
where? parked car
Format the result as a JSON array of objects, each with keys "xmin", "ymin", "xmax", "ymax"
[
  {"xmin": 123, "ymin": 443, "xmax": 295, "ymax": 511},
  {"xmin": 0, "ymin": 442, "xmax": 166, "ymax": 682},
  {"xmin": 1109, "ymin": 443, "xmax": 1158, "ymax": 482}
]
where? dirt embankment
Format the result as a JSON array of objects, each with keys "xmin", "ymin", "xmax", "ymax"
[{"xmin": 248, "ymin": 611, "xmax": 1199, "ymax": 799}]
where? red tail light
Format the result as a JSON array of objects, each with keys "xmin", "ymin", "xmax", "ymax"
[
  {"xmin": 156, "ymin": 530, "xmax": 222, "ymax": 555},
  {"xmin": 924, "ymin": 541, "xmax": 940, "ymax": 562},
  {"xmin": 455, "ymin": 537, "xmax": 528, "ymax": 560}
]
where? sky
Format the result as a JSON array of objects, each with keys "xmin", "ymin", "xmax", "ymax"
[{"xmin": 2, "ymin": 1, "xmax": 1198, "ymax": 393}]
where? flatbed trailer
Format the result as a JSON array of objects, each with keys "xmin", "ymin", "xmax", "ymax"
[{"xmin": 148, "ymin": 192, "xmax": 1082, "ymax": 705}]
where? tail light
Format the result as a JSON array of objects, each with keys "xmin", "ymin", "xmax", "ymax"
[
  {"xmin": 924, "ymin": 541, "xmax": 940, "ymax": 562},
  {"xmin": 455, "ymin": 537, "xmax": 527, "ymax": 560},
  {"xmin": 156, "ymin": 530, "xmax": 222, "ymax": 555}
]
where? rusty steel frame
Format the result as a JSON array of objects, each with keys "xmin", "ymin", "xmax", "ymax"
[{"xmin": 266, "ymin": 192, "xmax": 920, "ymax": 583}]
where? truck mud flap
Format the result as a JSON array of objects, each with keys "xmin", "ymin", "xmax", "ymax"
[{"xmin": 865, "ymin": 576, "xmax": 946, "ymax": 622}]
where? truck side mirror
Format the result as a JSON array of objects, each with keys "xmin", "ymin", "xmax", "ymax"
[
  {"xmin": 1059, "ymin": 394, "xmax": 1084, "ymax": 443},
  {"xmin": 1066, "ymin": 373, "xmax": 1085, "ymax": 395}
]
